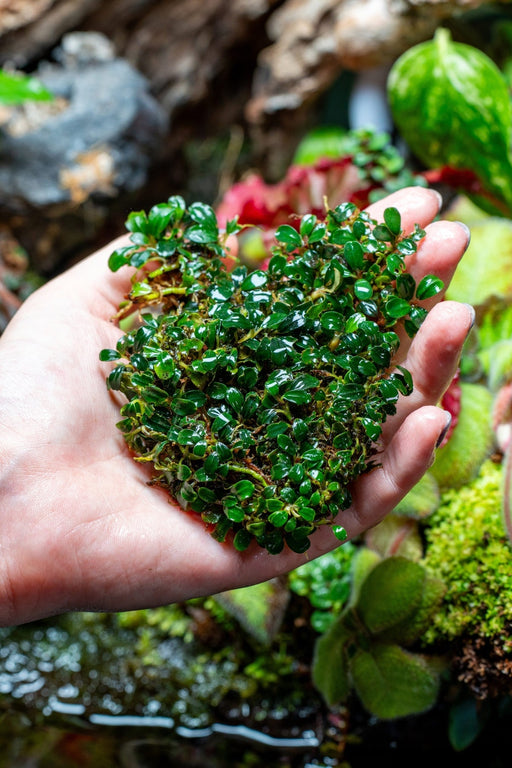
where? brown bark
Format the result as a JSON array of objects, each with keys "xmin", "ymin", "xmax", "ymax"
[
  {"xmin": 0, "ymin": 0, "xmax": 103, "ymax": 63},
  {"xmin": 0, "ymin": 0, "xmax": 507, "ymax": 179},
  {"xmin": 244, "ymin": 0, "xmax": 508, "ymax": 174}
]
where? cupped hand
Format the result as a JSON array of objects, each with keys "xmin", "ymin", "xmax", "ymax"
[{"xmin": 0, "ymin": 187, "xmax": 472, "ymax": 625}]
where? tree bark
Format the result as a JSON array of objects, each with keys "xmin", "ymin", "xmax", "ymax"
[{"xmin": 0, "ymin": 0, "xmax": 508, "ymax": 178}]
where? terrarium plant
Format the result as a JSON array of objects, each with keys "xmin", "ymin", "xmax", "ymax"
[
  {"xmin": 100, "ymin": 195, "xmax": 442, "ymax": 554},
  {"xmin": 312, "ymin": 550, "xmax": 446, "ymax": 719},
  {"xmin": 0, "ymin": 69, "xmax": 52, "ymax": 105}
]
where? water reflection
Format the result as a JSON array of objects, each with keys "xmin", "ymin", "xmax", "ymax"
[{"xmin": 0, "ymin": 610, "xmax": 324, "ymax": 767}]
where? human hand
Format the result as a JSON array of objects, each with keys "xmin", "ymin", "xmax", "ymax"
[{"xmin": 0, "ymin": 187, "xmax": 472, "ymax": 625}]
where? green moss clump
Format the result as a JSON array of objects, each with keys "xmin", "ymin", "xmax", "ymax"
[{"xmin": 422, "ymin": 461, "xmax": 512, "ymax": 650}]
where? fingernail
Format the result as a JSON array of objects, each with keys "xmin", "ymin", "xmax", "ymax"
[
  {"xmin": 463, "ymin": 303, "xmax": 476, "ymax": 339},
  {"xmin": 454, "ymin": 220, "xmax": 471, "ymax": 248},
  {"xmin": 431, "ymin": 189, "xmax": 443, "ymax": 211},
  {"xmin": 436, "ymin": 411, "xmax": 452, "ymax": 448}
]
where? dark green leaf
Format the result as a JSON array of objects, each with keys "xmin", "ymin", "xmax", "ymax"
[
  {"xmin": 233, "ymin": 529, "xmax": 253, "ymax": 551},
  {"xmin": 275, "ymin": 225, "xmax": 302, "ymax": 249},
  {"xmin": 383, "ymin": 207, "xmax": 401, "ymax": 235},
  {"xmin": 108, "ymin": 246, "xmax": 134, "ymax": 272},
  {"xmin": 226, "ymin": 387, "xmax": 244, "ymax": 412},
  {"xmin": 269, "ymin": 510, "xmax": 288, "ymax": 527},
  {"xmin": 148, "ymin": 203, "xmax": 174, "ymax": 236},
  {"xmin": 449, "ymin": 698, "xmax": 483, "ymax": 752},
  {"xmin": 385, "ymin": 296, "xmax": 411, "ymax": 319},
  {"xmin": 373, "ymin": 224, "xmax": 393, "ymax": 242},
  {"xmin": 186, "ymin": 225, "xmax": 217, "ymax": 244},
  {"xmin": 225, "ymin": 505, "xmax": 245, "ymax": 522},
  {"xmin": 233, "ymin": 479, "xmax": 256, "ymax": 500},
  {"xmin": 107, "ymin": 365, "xmax": 125, "ymax": 390},
  {"xmin": 321, "ymin": 311, "xmax": 345, "ymax": 332},
  {"xmin": 416, "ymin": 274, "xmax": 444, "ymax": 300},
  {"xmin": 344, "ymin": 241, "xmax": 364, "ymax": 270},
  {"xmin": 99, "ymin": 348, "xmax": 121, "ymax": 361},
  {"xmin": 396, "ymin": 273, "xmax": 416, "ymax": 300},
  {"xmin": 354, "ymin": 280, "xmax": 373, "ymax": 300},
  {"xmin": 282, "ymin": 389, "xmax": 311, "ymax": 405},
  {"xmin": 189, "ymin": 202, "xmax": 218, "ymax": 229},
  {"xmin": 126, "ymin": 211, "xmax": 149, "ymax": 235},
  {"xmin": 241, "ymin": 270, "xmax": 268, "ymax": 291}
]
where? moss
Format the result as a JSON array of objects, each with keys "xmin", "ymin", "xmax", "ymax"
[{"xmin": 422, "ymin": 461, "xmax": 512, "ymax": 650}]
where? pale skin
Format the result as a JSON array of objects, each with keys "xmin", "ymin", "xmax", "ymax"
[{"xmin": 0, "ymin": 187, "xmax": 473, "ymax": 626}]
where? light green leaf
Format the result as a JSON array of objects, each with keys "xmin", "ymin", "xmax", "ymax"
[
  {"xmin": 348, "ymin": 547, "xmax": 382, "ymax": 606},
  {"xmin": 392, "ymin": 471, "xmax": 440, "ymax": 520},
  {"xmin": 388, "ymin": 28, "xmax": 512, "ymax": 212},
  {"xmin": 356, "ymin": 556, "xmax": 426, "ymax": 636},
  {"xmin": 293, "ymin": 126, "xmax": 348, "ymax": 165},
  {"xmin": 0, "ymin": 70, "xmax": 52, "ymax": 105},
  {"xmin": 431, "ymin": 383, "xmax": 494, "ymax": 490},
  {"xmin": 364, "ymin": 514, "xmax": 424, "ymax": 561},
  {"xmin": 446, "ymin": 219, "xmax": 512, "ymax": 306},
  {"xmin": 376, "ymin": 573, "xmax": 446, "ymax": 646},
  {"xmin": 312, "ymin": 617, "xmax": 353, "ymax": 705},
  {"xmin": 350, "ymin": 643, "xmax": 440, "ymax": 719}
]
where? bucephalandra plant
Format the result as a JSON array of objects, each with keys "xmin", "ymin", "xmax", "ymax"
[{"xmin": 100, "ymin": 196, "xmax": 443, "ymax": 554}]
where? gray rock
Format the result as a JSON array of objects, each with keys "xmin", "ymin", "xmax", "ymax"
[
  {"xmin": 53, "ymin": 31, "xmax": 116, "ymax": 66},
  {"xmin": 0, "ymin": 48, "xmax": 167, "ymax": 214}
]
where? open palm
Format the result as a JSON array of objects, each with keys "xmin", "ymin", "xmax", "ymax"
[{"xmin": 0, "ymin": 187, "xmax": 472, "ymax": 625}]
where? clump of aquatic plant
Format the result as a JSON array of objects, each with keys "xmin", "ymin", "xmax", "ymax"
[
  {"xmin": 289, "ymin": 542, "xmax": 356, "ymax": 633},
  {"xmin": 422, "ymin": 460, "xmax": 512, "ymax": 652},
  {"xmin": 101, "ymin": 196, "xmax": 442, "ymax": 554},
  {"xmin": 312, "ymin": 551, "xmax": 445, "ymax": 719}
]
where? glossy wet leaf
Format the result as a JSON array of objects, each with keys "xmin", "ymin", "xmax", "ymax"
[
  {"xmin": 384, "ymin": 207, "xmax": 401, "ymax": 236},
  {"xmin": 416, "ymin": 275, "xmax": 444, "ymax": 300},
  {"xmin": 101, "ymin": 196, "xmax": 432, "ymax": 554},
  {"xmin": 275, "ymin": 225, "xmax": 302, "ymax": 249}
]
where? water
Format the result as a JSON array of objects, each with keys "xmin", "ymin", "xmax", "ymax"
[{"xmin": 0, "ymin": 609, "xmax": 328, "ymax": 767}]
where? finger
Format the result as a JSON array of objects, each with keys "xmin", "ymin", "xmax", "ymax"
[
  {"xmin": 77, "ymin": 234, "xmax": 134, "ymax": 314},
  {"xmin": 400, "ymin": 220, "xmax": 470, "ymax": 303},
  {"xmin": 161, "ymin": 401, "xmax": 448, "ymax": 589},
  {"xmin": 365, "ymin": 186, "xmax": 442, "ymax": 232},
  {"xmin": 260, "ymin": 404, "xmax": 450, "ymax": 573},
  {"xmin": 392, "ymin": 219, "xmax": 471, "ymax": 363},
  {"xmin": 342, "ymin": 405, "xmax": 449, "ymax": 535},
  {"xmin": 380, "ymin": 300, "xmax": 474, "ymax": 444}
]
